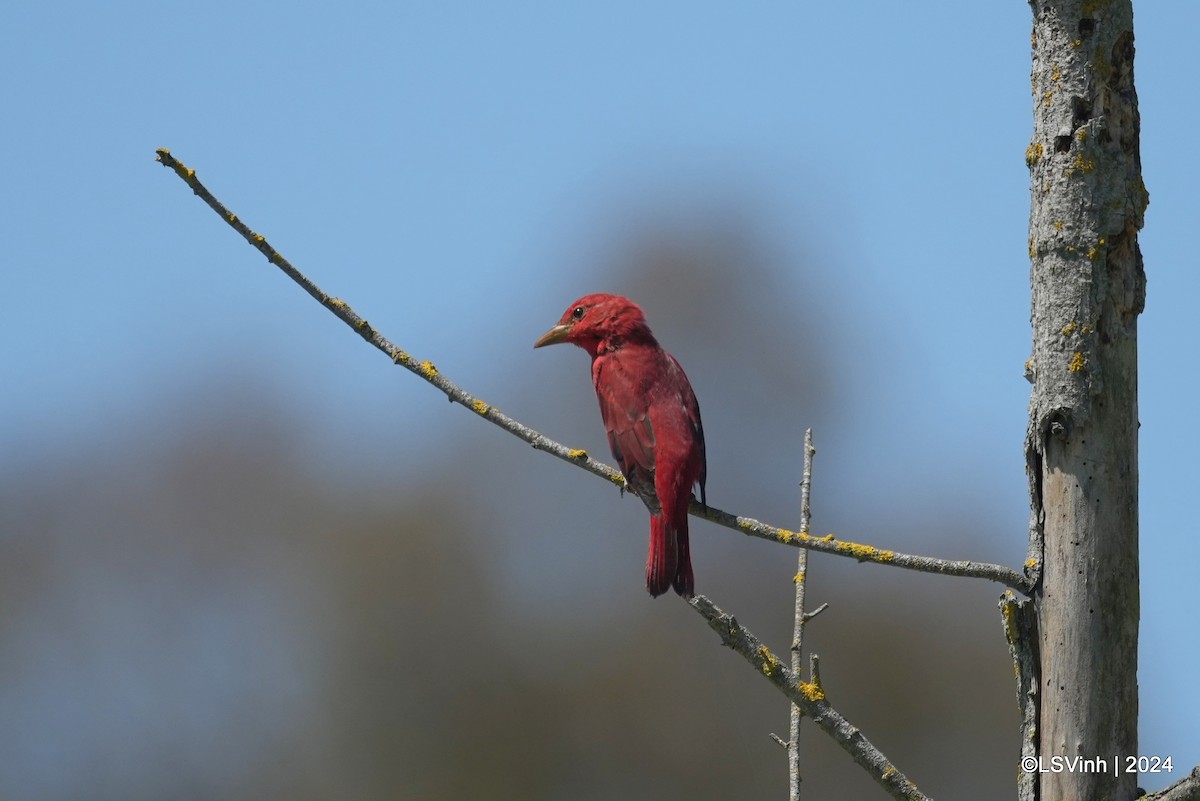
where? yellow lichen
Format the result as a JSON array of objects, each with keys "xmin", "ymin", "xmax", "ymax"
[
  {"xmin": 392, "ymin": 350, "xmax": 410, "ymax": 365},
  {"xmin": 1042, "ymin": 90, "xmax": 1054, "ymax": 107},
  {"xmin": 1071, "ymin": 39, "xmax": 1083, "ymax": 48},
  {"xmin": 1025, "ymin": 142, "xmax": 1044, "ymax": 167},
  {"xmin": 419, "ymin": 360, "xmax": 438, "ymax": 377},
  {"xmin": 777, "ymin": 528, "xmax": 797, "ymax": 543},
  {"xmin": 1061, "ymin": 321, "xmax": 1077, "ymax": 336},
  {"xmin": 330, "ymin": 298, "xmax": 346, "ymax": 309},
  {"xmin": 1087, "ymin": 245, "xmax": 1100, "ymax": 261},
  {"xmin": 567, "ymin": 448, "xmax": 587, "ymax": 460},
  {"xmin": 1001, "ymin": 597, "xmax": 1019, "ymax": 643},
  {"xmin": 227, "ymin": 213, "xmax": 238, "ymax": 223},
  {"xmin": 836, "ymin": 541, "xmax": 896, "ymax": 562},
  {"xmin": 1077, "ymin": 128, "xmax": 1088, "ymax": 142},
  {"xmin": 793, "ymin": 572, "xmax": 805, "ymax": 585},
  {"xmin": 756, "ymin": 646, "xmax": 783, "ymax": 677},
  {"xmin": 797, "ymin": 680, "xmax": 825, "ymax": 702},
  {"xmin": 1054, "ymin": 220, "xmax": 1064, "ymax": 232},
  {"xmin": 1024, "ymin": 558, "xmax": 1038, "ymax": 569},
  {"xmin": 1068, "ymin": 352, "xmax": 1086, "ymax": 372},
  {"xmin": 820, "ymin": 533, "xmax": 836, "ymax": 543},
  {"xmin": 253, "ymin": 234, "xmax": 264, "ymax": 244},
  {"xmin": 472, "ymin": 400, "xmax": 490, "ymax": 415},
  {"xmin": 1071, "ymin": 153, "xmax": 1096, "ymax": 174},
  {"xmin": 1051, "ymin": 65, "xmax": 1062, "ymax": 82},
  {"xmin": 608, "ymin": 472, "xmax": 627, "ymax": 489}
]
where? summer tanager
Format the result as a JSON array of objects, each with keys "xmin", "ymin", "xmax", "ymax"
[{"xmin": 535, "ymin": 294, "xmax": 706, "ymax": 598}]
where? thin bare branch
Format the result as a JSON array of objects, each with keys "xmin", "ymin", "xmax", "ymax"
[
  {"xmin": 788, "ymin": 428, "xmax": 817, "ymax": 800},
  {"xmin": 690, "ymin": 594, "xmax": 930, "ymax": 801},
  {"xmin": 154, "ymin": 148, "xmax": 1033, "ymax": 596}
]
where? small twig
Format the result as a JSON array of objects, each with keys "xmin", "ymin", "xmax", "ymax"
[
  {"xmin": 788, "ymin": 429, "xmax": 818, "ymax": 801},
  {"xmin": 690, "ymin": 595, "xmax": 930, "ymax": 801},
  {"xmin": 802, "ymin": 603, "xmax": 829, "ymax": 623},
  {"xmin": 154, "ymin": 148, "xmax": 1033, "ymax": 596}
]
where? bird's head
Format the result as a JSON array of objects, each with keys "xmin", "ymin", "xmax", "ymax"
[{"xmin": 534, "ymin": 293, "xmax": 654, "ymax": 355}]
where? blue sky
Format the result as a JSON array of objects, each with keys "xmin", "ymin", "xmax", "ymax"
[{"xmin": 2, "ymin": 0, "xmax": 1196, "ymax": 791}]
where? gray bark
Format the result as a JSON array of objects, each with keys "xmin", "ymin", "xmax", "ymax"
[
  {"xmin": 1001, "ymin": 591, "xmax": 1040, "ymax": 801},
  {"xmin": 1025, "ymin": 2, "xmax": 1145, "ymax": 800},
  {"xmin": 787, "ymin": 429, "xmax": 816, "ymax": 800}
]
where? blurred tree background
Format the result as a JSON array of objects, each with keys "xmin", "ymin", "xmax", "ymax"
[{"xmin": 1, "ymin": 215, "xmax": 1022, "ymax": 800}]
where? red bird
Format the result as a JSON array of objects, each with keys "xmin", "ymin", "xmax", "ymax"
[{"xmin": 535, "ymin": 294, "xmax": 706, "ymax": 598}]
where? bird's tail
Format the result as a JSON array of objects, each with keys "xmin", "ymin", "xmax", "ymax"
[{"xmin": 647, "ymin": 514, "xmax": 693, "ymax": 598}]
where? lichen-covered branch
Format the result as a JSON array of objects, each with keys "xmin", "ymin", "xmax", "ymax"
[
  {"xmin": 690, "ymin": 595, "xmax": 929, "ymax": 801},
  {"xmin": 154, "ymin": 147, "xmax": 1032, "ymax": 595},
  {"xmin": 787, "ymin": 428, "xmax": 817, "ymax": 800},
  {"xmin": 1145, "ymin": 766, "xmax": 1200, "ymax": 801},
  {"xmin": 999, "ymin": 591, "xmax": 1039, "ymax": 801},
  {"xmin": 709, "ymin": 509, "xmax": 1030, "ymax": 592}
]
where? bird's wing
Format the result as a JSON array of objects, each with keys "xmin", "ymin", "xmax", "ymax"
[
  {"xmin": 594, "ymin": 354, "xmax": 658, "ymax": 505},
  {"xmin": 669, "ymin": 353, "xmax": 707, "ymax": 507}
]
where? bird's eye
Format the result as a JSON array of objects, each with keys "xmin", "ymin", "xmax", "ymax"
[{"xmin": 571, "ymin": 306, "xmax": 586, "ymax": 320}]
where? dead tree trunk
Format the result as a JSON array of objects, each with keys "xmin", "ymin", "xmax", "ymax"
[{"xmin": 1026, "ymin": 1, "xmax": 1146, "ymax": 800}]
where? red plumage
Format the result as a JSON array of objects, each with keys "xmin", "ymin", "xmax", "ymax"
[{"xmin": 535, "ymin": 294, "xmax": 707, "ymax": 598}]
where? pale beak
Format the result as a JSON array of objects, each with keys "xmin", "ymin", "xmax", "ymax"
[{"xmin": 534, "ymin": 324, "xmax": 571, "ymax": 348}]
